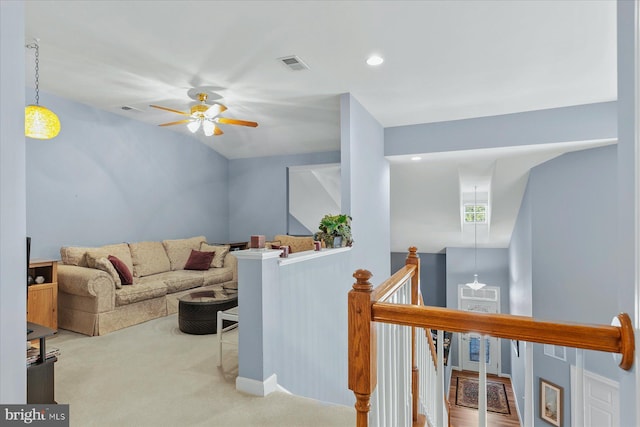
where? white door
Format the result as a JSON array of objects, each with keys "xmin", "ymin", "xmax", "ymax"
[
  {"xmin": 458, "ymin": 286, "xmax": 500, "ymax": 375},
  {"xmin": 571, "ymin": 367, "xmax": 620, "ymax": 427}
]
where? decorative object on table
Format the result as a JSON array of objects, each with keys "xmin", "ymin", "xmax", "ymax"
[
  {"xmin": 540, "ymin": 378, "xmax": 563, "ymax": 426},
  {"xmin": 250, "ymin": 235, "xmax": 265, "ymax": 249},
  {"xmin": 279, "ymin": 246, "xmax": 290, "ymax": 258},
  {"xmin": 315, "ymin": 214, "xmax": 352, "ymax": 248},
  {"xmin": 25, "ymin": 40, "xmax": 60, "ymax": 140},
  {"xmin": 314, "ymin": 241, "xmax": 321, "ymax": 251},
  {"xmin": 35, "ymin": 276, "xmax": 45, "ymax": 284}
]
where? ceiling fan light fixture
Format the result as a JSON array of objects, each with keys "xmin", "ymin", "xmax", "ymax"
[
  {"xmin": 187, "ymin": 120, "xmax": 201, "ymax": 133},
  {"xmin": 202, "ymin": 120, "xmax": 215, "ymax": 137},
  {"xmin": 204, "ymin": 104, "xmax": 223, "ymax": 119}
]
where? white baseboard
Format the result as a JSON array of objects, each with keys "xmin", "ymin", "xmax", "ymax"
[{"xmin": 236, "ymin": 374, "xmax": 279, "ymax": 396}]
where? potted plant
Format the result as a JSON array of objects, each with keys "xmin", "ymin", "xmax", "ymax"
[{"xmin": 315, "ymin": 214, "xmax": 352, "ymax": 248}]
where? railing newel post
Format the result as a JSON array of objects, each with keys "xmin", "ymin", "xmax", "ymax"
[
  {"xmin": 406, "ymin": 247, "xmax": 420, "ymax": 424},
  {"xmin": 349, "ymin": 269, "xmax": 376, "ymax": 427}
]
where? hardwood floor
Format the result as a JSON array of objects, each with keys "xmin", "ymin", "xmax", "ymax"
[{"xmin": 448, "ymin": 370, "xmax": 521, "ymax": 427}]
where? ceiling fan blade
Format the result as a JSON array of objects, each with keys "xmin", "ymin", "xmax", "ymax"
[
  {"xmin": 204, "ymin": 103, "xmax": 228, "ymax": 119},
  {"xmin": 216, "ymin": 117, "xmax": 259, "ymax": 127},
  {"xmin": 214, "ymin": 127, "xmax": 223, "ymax": 136},
  {"xmin": 158, "ymin": 119, "xmax": 192, "ymax": 127},
  {"xmin": 149, "ymin": 105, "xmax": 190, "ymax": 116}
]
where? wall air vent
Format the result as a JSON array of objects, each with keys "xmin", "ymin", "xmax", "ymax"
[{"xmin": 278, "ymin": 55, "xmax": 310, "ymax": 71}]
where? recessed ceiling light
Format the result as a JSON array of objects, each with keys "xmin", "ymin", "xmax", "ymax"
[
  {"xmin": 366, "ymin": 55, "xmax": 384, "ymax": 66},
  {"xmin": 411, "ymin": 156, "xmax": 422, "ymax": 161}
]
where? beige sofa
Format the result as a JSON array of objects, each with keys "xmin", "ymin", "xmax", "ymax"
[{"xmin": 57, "ymin": 236, "xmax": 237, "ymax": 336}]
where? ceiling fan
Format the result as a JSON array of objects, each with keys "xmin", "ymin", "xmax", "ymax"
[{"xmin": 150, "ymin": 89, "xmax": 258, "ymax": 136}]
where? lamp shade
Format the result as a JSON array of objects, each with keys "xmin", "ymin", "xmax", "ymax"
[{"xmin": 25, "ymin": 105, "xmax": 60, "ymax": 139}]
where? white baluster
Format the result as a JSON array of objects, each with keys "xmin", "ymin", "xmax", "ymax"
[
  {"xmin": 575, "ymin": 349, "xmax": 584, "ymax": 427},
  {"xmin": 478, "ymin": 336, "xmax": 487, "ymax": 427},
  {"xmin": 524, "ymin": 341, "xmax": 534, "ymax": 427},
  {"xmin": 436, "ymin": 329, "xmax": 445, "ymax": 426}
]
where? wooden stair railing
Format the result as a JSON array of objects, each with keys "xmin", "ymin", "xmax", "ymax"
[{"xmin": 348, "ymin": 247, "xmax": 636, "ymax": 427}]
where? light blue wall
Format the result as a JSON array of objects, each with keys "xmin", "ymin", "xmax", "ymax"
[
  {"xmin": 0, "ymin": 0, "xmax": 27, "ymax": 403},
  {"xmin": 508, "ymin": 181, "xmax": 533, "ymax": 418},
  {"xmin": 26, "ymin": 92, "xmax": 230, "ymax": 259},
  {"xmin": 615, "ymin": 2, "xmax": 638, "ymax": 424},
  {"xmin": 385, "ymin": 101, "xmax": 617, "ymax": 156},
  {"xmin": 390, "ymin": 252, "xmax": 446, "ymax": 307},
  {"xmin": 527, "ymin": 145, "xmax": 618, "ymax": 427},
  {"xmin": 228, "ymin": 151, "xmax": 340, "ymax": 242},
  {"xmin": 341, "ymin": 94, "xmax": 390, "ymax": 282},
  {"xmin": 445, "ymin": 247, "xmax": 511, "ymax": 377}
]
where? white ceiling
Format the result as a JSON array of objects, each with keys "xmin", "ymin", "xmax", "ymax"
[{"xmin": 24, "ymin": 1, "xmax": 617, "ymax": 252}]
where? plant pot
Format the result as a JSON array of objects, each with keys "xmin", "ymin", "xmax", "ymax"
[{"xmin": 332, "ymin": 236, "xmax": 342, "ymax": 248}]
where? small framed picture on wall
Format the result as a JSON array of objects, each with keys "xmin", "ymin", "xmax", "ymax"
[{"xmin": 540, "ymin": 378, "xmax": 563, "ymax": 426}]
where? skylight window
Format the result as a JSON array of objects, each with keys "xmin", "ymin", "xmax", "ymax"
[{"xmin": 464, "ymin": 204, "xmax": 487, "ymax": 223}]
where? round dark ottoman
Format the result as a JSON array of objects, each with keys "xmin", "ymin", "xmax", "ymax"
[{"xmin": 178, "ymin": 290, "xmax": 238, "ymax": 335}]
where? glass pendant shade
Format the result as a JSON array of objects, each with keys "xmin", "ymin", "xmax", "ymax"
[
  {"xmin": 187, "ymin": 120, "xmax": 201, "ymax": 133},
  {"xmin": 203, "ymin": 120, "xmax": 216, "ymax": 136},
  {"xmin": 465, "ymin": 273, "xmax": 486, "ymax": 291},
  {"xmin": 25, "ymin": 105, "xmax": 61, "ymax": 139}
]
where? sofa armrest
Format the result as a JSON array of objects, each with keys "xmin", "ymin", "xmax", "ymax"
[
  {"xmin": 223, "ymin": 253, "xmax": 237, "ymax": 282},
  {"xmin": 58, "ymin": 264, "xmax": 116, "ymax": 311}
]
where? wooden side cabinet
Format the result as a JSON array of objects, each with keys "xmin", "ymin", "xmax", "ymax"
[{"xmin": 27, "ymin": 259, "xmax": 58, "ymax": 330}]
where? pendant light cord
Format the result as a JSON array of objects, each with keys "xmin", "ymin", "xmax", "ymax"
[
  {"xmin": 474, "ymin": 185, "xmax": 478, "ymax": 273},
  {"xmin": 26, "ymin": 41, "xmax": 40, "ymax": 105}
]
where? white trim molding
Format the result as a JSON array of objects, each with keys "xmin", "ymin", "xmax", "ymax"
[{"xmin": 236, "ymin": 374, "xmax": 279, "ymax": 397}]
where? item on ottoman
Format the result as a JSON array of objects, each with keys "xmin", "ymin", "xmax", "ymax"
[{"xmin": 178, "ymin": 290, "xmax": 238, "ymax": 335}]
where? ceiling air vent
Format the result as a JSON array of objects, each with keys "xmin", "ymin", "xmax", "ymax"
[{"xmin": 278, "ymin": 55, "xmax": 310, "ymax": 71}]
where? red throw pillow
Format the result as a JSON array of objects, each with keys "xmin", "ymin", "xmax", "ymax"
[
  {"xmin": 184, "ymin": 250, "xmax": 215, "ymax": 271},
  {"xmin": 108, "ymin": 255, "xmax": 133, "ymax": 285}
]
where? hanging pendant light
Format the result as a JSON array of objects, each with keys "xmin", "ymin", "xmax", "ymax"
[
  {"xmin": 25, "ymin": 40, "xmax": 60, "ymax": 140},
  {"xmin": 465, "ymin": 186, "xmax": 487, "ymax": 291}
]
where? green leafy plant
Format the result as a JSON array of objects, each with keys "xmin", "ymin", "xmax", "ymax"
[{"xmin": 315, "ymin": 214, "xmax": 352, "ymax": 247}]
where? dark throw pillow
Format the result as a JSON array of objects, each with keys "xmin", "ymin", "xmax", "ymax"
[
  {"xmin": 184, "ymin": 249, "xmax": 215, "ymax": 271},
  {"xmin": 108, "ymin": 255, "xmax": 133, "ymax": 285}
]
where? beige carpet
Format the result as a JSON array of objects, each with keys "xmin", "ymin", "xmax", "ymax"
[{"xmin": 50, "ymin": 314, "xmax": 355, "ymax": 426}]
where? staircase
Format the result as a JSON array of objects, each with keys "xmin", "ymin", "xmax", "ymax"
[{"xmin": 348, "ymin": 247, "xmax": 635, "ymax": 427}]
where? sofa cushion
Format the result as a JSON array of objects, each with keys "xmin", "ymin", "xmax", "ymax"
[
  {"xmin": 184, "ymin": 250, "xmax": 216, "ymax": 271},
  {"xmin": 108, "ymin": 255, "xmax": 133, "ymax": 285},
  {"xmin": 89, "ymin": 256, "xmax": 122, "ymax": 289},
  {"xmin": 138, "ymin": 271, "xmax": 204, "ymax": 293},
  {"xmin": 115, "ymin": 281, "xmax": 167, "ymax": 306},
  {"xmin": 203, "ymin": 267, "xmax": 233, "ymax": 286},
  {"xmin": 200, "ymin": 243, "xmax": 230, "ymax": 268},
  {"xmin": 60, "ymin": 246, "xmax": 94, "ymax": 267},
  {"xmin": 162, "ymin": 236, "xmax": 207, "ymax": 270},
  {"xmin": 129, "ymin": 241, "xmax": 171, "ymax": 277}
]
